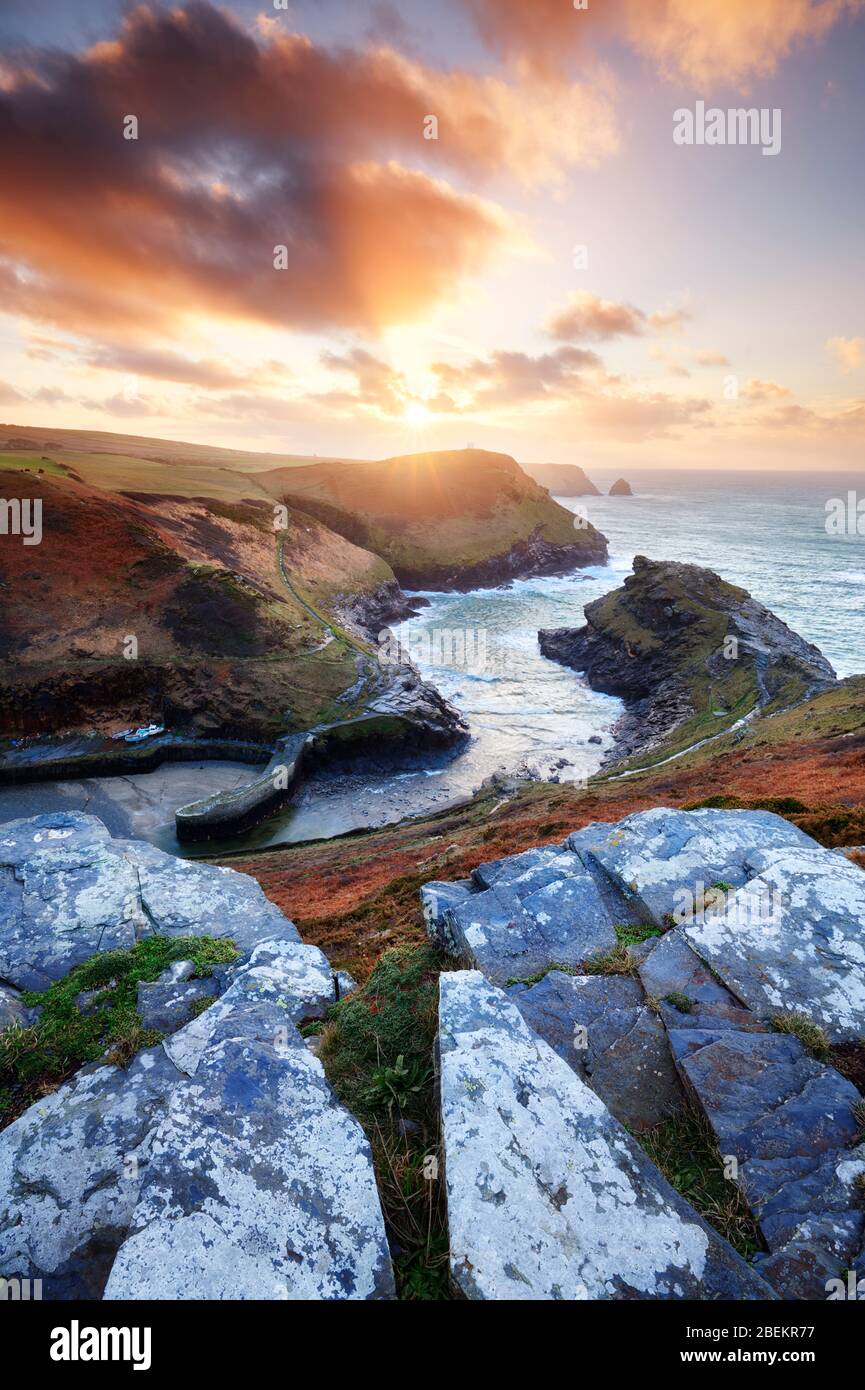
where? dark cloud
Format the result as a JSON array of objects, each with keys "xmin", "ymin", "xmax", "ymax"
[{"xmin": 0, "ymin": 2, "xmax": 520, "ymax": 339}]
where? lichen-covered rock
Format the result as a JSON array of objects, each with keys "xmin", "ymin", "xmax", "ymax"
[
  {"xmin": 0, "ymin": 1047, "xmax": 182, "ymax": 1299},
  {"xmin": 163, "ymin": 938, "xmax": 336, "ymax": 1076},
  {"xmin": 422, "ymin": 844, "xmax": 637, "ymax": 986},
  {"xmin": 438, "ymin": 971, "xmax": 774, "ymax": 1301},
  {"xmin": 637, "ymin": 929, "xmax": 767, "ymax": 1056},
  {"xmin": 507, "ymin": 970, "xmax": 683, "ymax": 1130},
  {"xmin": 105, "ymin": 1034, "xmax": 395, "ymax": 1301},
  {"xmin": 0, "ymin": 931, "xmax": 392, "ymax": 1300},
  {"xmin": 675, "ymin": 1029, "xmax": 865, "ymax": 1298},
  {"xmin": 585, "ymin": 807, "xmax": 816, "ymax": 927},
  {"xmin": 682, "ymin": 846, "xmax": 865, "ymax": 1042},
  {"xmin": 0, "ymin": 813, "xmax": 299, "ymax": 991}
]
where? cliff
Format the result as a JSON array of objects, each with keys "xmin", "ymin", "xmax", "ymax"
[
  {"xmin": 521, "ymin": 461, "xmax": 601, "ymax": 496},
  {"xmin": 539, "ymin": 556, "xmax": 836, "ymax": 765},
  {"xmin": 266, "ymin": 449, "xmax": 608, "ymax": 589}
]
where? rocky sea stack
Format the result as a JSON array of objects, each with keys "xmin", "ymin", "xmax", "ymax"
[
  {"xmin": 609, "ymin": 477, "xmax": 633, "ymax": 495},
  {"xmin": 539, "ymin": 556, "xmax": 837, "ymax": 763}
]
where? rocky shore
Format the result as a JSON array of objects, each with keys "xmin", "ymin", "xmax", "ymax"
[{"xmin": 539, "ymin": 556, "xmax": 837, "ymax": 764}]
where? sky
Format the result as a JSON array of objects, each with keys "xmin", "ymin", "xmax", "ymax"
[{"xmin": 0, "ymin": 0, "xmax": 864, "ymax": 470}]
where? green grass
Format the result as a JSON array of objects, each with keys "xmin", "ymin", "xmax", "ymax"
[
  {"xmin": 771, "ymin": 1010, "xmax": 830, "ymax": 1061},
  {"xmin": 639, "ymin": 1105, "xmax": 760, "ymax": 1259},
  {"xmin": 0, "ymin": 935, "xmax": 239, "ymax": 1130},
  {"xmin": 663, "ymin": 991, "xmax": 695, "ymax": 1014},
  {"xmin": 317, "ymin": 944, "xmax": 453, "ymax": 1300},
  {"xmin": 614, "ymin": 923, "xmax": 663, "ymax": 947},
  {"xmin": 0, "ymin": 452, "xmax": 68, "ymax": 477}
]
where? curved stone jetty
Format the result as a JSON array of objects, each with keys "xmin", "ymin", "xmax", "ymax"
[
  {"xmin": 0, "ymin": 814, "xmax": 394, "ymax": 1301},
  {"xmin": 438, "ymin": 971, "xmax": 775, "ymax": 1300}
]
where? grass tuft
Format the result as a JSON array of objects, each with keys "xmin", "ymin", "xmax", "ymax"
[
  {"xmin": 639, "ymin": 1105, "xmax": 760, "ymax": 1259},
  {"xmin": 771, "ymin": 1010, "xmax": 830, "ymax": 1061},
  {"xmin": 317, "ymin": 943, "xmax": 453, "ymax": 1300},
  {"xmin": 0, "ymin": 935, "xmax": 239, "ymax": 1130},
  {"xmin": 584, "ymin": 944, "xmax": 635, "ymax": 976}
]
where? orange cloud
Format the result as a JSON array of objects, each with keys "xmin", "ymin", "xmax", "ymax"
[
  {"xmin": 546, "ymin": 291, "xmax": 646, "ymax": 342},
  {"xmin": 742, "ymin": 378, "xmax": 792, "ymax": 400},
  {"xmin": 465, "ymin": 0, "xmax": 863, "ymax": 85},
  {"xmin": 826, "ymin": 336, "xmax": 865, "ymax": 371},
  {"xmin": 2, "ymin": 2, "xmax": 584, "ymax": 341}
]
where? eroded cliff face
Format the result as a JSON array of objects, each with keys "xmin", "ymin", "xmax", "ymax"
[
  {"xmin": 539, "ymin": 555, "xmax": 836, "ymax": 763},
  {"xmin": 522, "ymin": 462, "xmax": 601, "ymax": 497},
  {"xmin": 267, "ymin": 448, "xmax": 608, "ymax": 588},
  {"xmin": 0, "ymin": 471, "xmax": 466, "ymax": 769}
]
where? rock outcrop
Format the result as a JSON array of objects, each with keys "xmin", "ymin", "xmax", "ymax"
[
  {"xmin": 539, "ymin": 556, "xmax": 836, "ymax": 762},
  {"xmin": 609, "ymin": 477, "xmax": 632, "ymax": 495},
  {"xmin": 438, "ymin": 971, "xmax": 775, "ymax": 1300},
  {"xmin": 0, "ymin": 814, "xmax": 394, "ymax": 1300},
  {"xmin": 426, "ymin": 807, "xmax": 865, "ymax": 1299}
]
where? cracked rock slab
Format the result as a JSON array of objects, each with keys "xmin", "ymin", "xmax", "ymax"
[
  {"xmin": 0, "ymin": 1046, "xmax": 181, "ymax": 1299},
  {"xmin": 105, "ymin": 1034, "xmax": 395, "ymax": 1301},
  {"xmin": 0, "ymin": 813, "xmax": 300, "ymax": 991},
  {"xmin": 423, "ymin": 862, "xmax": 625, "ymax": 987},
  {"xmin": 438, "ymin": 971, "xmax": 774, "ymax": 1301},
  {"xmin": 1, "ymin": 931, "xmax": 391, "ymax": 1300},
  {"xmin": 683, "ymin": 846, "xmax": 865, "ymax": 1042},
  {"xmin": 586, "ymin": 807, "xmax": 817, "ymax": 927},
  {"xmin": 162, "ymin": 938, "xmax": 337, "ymax": 1076},
  {"xmin": 676, "ymin": 1029, "xmax": 865, "ymax": 1298},
  {"xmin": 507, "ymin": 970, "xmax": 684, "ymax": 1131}
]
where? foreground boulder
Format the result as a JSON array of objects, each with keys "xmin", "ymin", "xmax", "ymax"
[
  {"xmin": 0, "ymin": 814, "xmax": 394, "ymax": 1300},
  {"xmin": 0, "ymin": 812, "xmax": 298, "ymax": 992},
  {"xmin": 421, "ymin": 836, "xmax": 640, "ymax": 986},
  {"xmin": 424, "ymin": 806, "xmax": 865, "ymax": 1299},
  {"xmin": 438, "ymin": 972, "xmax": 774, "ymax": 1300},
  {"xmin": 106, "ymin": 956, "xmax": 394, "ymax": 1300}
]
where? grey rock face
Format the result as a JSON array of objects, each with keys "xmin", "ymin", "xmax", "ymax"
[
  {"xmin": 0, "ymin": 812, "xmax": 299, "ymax": 991},
  {"xmin": 0, "ymin": 1047, "xmax": 182, "ymax": 1299},
  {"xmin": 163, "ymin": 938, "xmax": 337, "ymax": 1076},
  {"xmin": 105, "ymin": 1034, "xmax": 394, "ymax": 1301},
  {"xmin": 683, "ymin": 845, "xmax": 865, "ymax": 1042},
  {"xmin": 507, "ymin": 970, "xmax": 683, "ymax": 1130},
  {"xmin": 136, "ymin": 972, "xmax": 219, "ymax": 1033},
  {"xmin": 0, "ymin": 982, "xmax": 32, "ymax": 1031},
  {"xmin": 0, "ymin": 929, "xmax": 392, "ymax": 1300},
  {"xmin": 423, "ymin": 843, "xmax": 638, "ymax": 986},
  {"xmin": 438, "ymin": 972, "xmax": 774, "ymax": 1301},
  {"xmin": 677, "ymin": 1030, "xmax": 865, "ymax": 1298},
  {"xmin": 585, "ymin": 807, "xmax": 816, "ymax": 927}
]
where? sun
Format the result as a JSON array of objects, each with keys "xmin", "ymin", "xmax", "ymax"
[{"xmin": 402, "ymin": 401, "xmax": 432, "ymax": 428}]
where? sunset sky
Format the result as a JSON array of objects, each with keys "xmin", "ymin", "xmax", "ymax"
[{"xmin": 1, "ymin": 0, "xmax": 864, "ymax": 469}]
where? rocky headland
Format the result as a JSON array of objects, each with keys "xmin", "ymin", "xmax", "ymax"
[
  {"xmin": 521, "ymin": 461, "xmax": 602, "ymax": 497},
  {"xmin": 539, "ymin": 556, "xmax": 837, "ymax": 766}
]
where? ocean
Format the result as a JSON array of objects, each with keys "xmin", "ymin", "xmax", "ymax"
[{"xmin": 1, "ymin": 469, "xmax": 862, "ymax": 850}]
